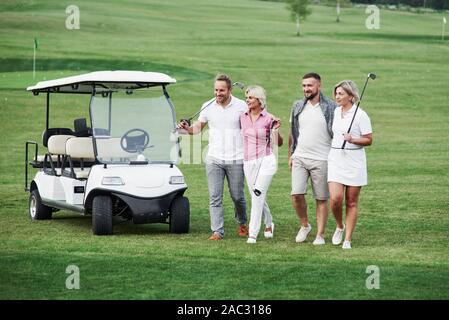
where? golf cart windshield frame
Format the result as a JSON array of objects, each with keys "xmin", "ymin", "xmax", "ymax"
[
  {"xmin": 89, "ymin": 84, "xmax": 179, "ymax": 165},
  {"xmin": 30, "ymin": 81, "xmax": 167, "ymax": 95},
  {"xmin": 27, "ymin": 71, "xmax": 177, "ymax": 130},
  {"xmin": 28, "ymin": 81, "xmax": 179, "ymax": 165}
]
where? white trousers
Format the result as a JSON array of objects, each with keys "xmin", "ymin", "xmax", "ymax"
[{"xmin": 243, "ymin": 153, "xmax": 277, "ymax": 239}]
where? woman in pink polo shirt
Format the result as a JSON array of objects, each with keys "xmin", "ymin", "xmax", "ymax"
[{"xmin": 240, "ymin": 85, "xmax": 283, "ymax": 244}]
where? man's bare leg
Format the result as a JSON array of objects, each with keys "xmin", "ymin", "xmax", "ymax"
[
  {"xmin": 291, "ymin": 194, "xmax": 308, "ymax": 227},
  {"xmin": 315, "ymin": 199, "xmax": 328, "ymax": 237}
]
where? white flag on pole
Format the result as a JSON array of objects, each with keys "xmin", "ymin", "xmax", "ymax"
[{"xmin": 444, "ymin": 17, "xmax": 447, "ymax": 25}]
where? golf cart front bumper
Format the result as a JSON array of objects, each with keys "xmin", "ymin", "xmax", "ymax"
[
  {"xmin": 86, "ymin": 188, "xmax": 187, "ymax": 224},
  {"xmin": 115, "ymin": 189, "xmax": 186, "ymax": 223}
]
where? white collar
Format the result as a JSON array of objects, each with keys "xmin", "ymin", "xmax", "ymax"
[{"xmin": 341, "ymin": 104, "xmax": 357, "ymax": 114}]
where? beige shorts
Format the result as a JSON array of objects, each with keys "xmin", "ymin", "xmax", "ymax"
[{"xmin": 291, "ymin": 156, "xmax": 329, "ymax": 200}]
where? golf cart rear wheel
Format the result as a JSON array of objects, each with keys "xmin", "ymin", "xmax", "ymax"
[
  {"xmin": 169, "ymin": 196, "xmax": 190, "ymax": 234},
  {"xmin": 29, "ymin": 189, "xmax": 52, "ymax": 220},
  {"xmin": 92, "ymin": 195, "xmax": 113, "ymax": 236}
]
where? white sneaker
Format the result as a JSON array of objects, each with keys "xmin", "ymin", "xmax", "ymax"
[
  {"xmin": 332, "ymin": 225, "xmax": 345, "ymax": 245},
  {"xmin": 295, "ymin": 224, "xmax": 312, "ymax": 243},
  {"xmin": 264, "ymin": 223, "xmax": 274, "ymax": 238},
  {"xmin": 312, "ymin": 235, "xmax": 325, "ymax": 245},
  {"xmin": 342, "ymin": 240, "xmax": 352, "ymax": 249},
  {"xmin": 247, "ymin": 237, "xmax": 257, "ymax": 244}
]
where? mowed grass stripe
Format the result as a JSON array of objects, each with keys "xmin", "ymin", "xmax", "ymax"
[{"xmin": 2, "ymin": 251, "xmax": 449, "ymax": 299}]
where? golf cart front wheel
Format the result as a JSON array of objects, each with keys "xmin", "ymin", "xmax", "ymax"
[
  {"xmin": 29, "ymin": 189, "xmax": 52, "ymax": 220},
  {"xmin": 92, "ymin": 195, "xmax": 113, "ymax": 236},
  {"xmin": 169, "ymin": 196, "xmax": 190, "ymax": 234}
]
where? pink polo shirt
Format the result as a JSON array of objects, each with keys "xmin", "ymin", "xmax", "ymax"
[{"xmin": 240, "ymin": 109, "xmax": 274, "ymax": 161}]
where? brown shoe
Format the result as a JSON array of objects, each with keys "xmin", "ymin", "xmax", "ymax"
[
  {"xmin": 208, "ymin": 233, "xmax": 223, "ymax": 240},
  {"xmin": 238, "ymin": 225, "xmax": 248, "ymax": 237}
]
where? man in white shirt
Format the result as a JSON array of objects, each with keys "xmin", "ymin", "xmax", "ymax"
[
  {"xmin": 177, "ymin": 74, "xmax": 250, "ymax": 240},
  {"xmin": 289, "ymin": 72, "xmax": 338, "ymax": 245}
]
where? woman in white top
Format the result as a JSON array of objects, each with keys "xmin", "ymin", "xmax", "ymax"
[{"xmin": 328, "ymin": 80, "xmax": 373, "ymax": 249}]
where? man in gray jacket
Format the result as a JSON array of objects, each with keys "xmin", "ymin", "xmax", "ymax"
[{"xmin": 288, "ymin": 72, "xmax": 338, "ymax": 245}]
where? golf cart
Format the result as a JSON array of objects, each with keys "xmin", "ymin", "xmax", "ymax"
[{"xmin": 25, "ymin": 71, "xmax": 189, "ymax": 235}]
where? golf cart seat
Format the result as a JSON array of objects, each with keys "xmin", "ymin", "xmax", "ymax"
[
  {"xmin": 43, "ymin": 128, "xmax": 75, "ymax": 147},
  {"xmin": 43, "ymin": 134, "xmax": 76, "ymax": 175},
  {"xmin": 95, "ymin": 137, "xmax": 135, "ymax": 162},
  {"xmin": 66, "ymin": 137, "xmax": 95, "ymax": 161},
  {"xmin": 48, "ymin": 134, "xmax": 75, "ymax": 155},
  {"xmin": 62, "ymin": 137, "xmax": 95, "ymax": 179},
  {"xmin": 74, "ymin": 118, "xmax": 92, "ymax": 137},
  {"xmin": 35, "ymin": 154, "xmax": 59, "ymax": 163},
  {"xmin": 28, "ymin": 128, "xmax": 75, "ymax": 168}
]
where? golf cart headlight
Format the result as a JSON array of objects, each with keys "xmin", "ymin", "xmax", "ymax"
[
  {"xmin": 169, "ymin": 176, "xmax": 184, "ymax": 184},
  {"xmin": 102, "ymin": 177, "xmax": 124, "ymax": 186}
]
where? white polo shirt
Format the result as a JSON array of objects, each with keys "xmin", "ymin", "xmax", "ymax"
[
  {"xmin": 328, "ymin": 105, "xmax": 372, "ymax": 186},
  {"xmin": 292, "ymin": 101, "xmax": 332, "ymax": 161},
  {"xmin": 331, "ymin": 105, "xmax": 372, "ymax": 149},
  {"xmin": 198, "ymin": 95, "xmax": 247, "ymax": 161}
]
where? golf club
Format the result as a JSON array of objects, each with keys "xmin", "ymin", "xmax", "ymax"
[
  {"xmin": 341, "ymin": 73, "xmax": 376, "ymax": 149},
  {"xmin": 253, "ymin": 119, "xmax": 277, "ymax": 197},
  {"xmin": 232, "ymin": 82, "xmax": 245, "ymax": 90},
  {"xmin": 180, "ymin": 82, "xmax": 245, "ymax": 126}
]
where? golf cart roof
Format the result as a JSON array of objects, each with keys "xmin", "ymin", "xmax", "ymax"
[{"xmin": 27, "ymin": 71, "xmax": 176, "ymax": 94}]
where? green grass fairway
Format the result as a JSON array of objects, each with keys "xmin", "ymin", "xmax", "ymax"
[{"xmin": 1, "ymin": 0, "xmax": 448, "ymax": 299}]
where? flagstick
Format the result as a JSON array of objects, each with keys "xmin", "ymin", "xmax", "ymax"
[
  {"xmin": 443, "ymin": 20, "xmax": 446, "ymax": 41},
  {"xmin": 33, "ymin": 43, "xmax": 36, "ymax": 79}
]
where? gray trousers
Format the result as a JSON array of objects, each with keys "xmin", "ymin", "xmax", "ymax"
[
  {"xmin": 206, "ymin": 159, "xmax": 246, "ymax": 236},
  {"xmin": 206, "ymin": 158, "xmax": 247, "ymax": 237}
]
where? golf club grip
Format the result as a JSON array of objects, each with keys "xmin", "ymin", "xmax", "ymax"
[{"xmin": 180, "ymin": 118, "xmax": 191, "ymax": 126}]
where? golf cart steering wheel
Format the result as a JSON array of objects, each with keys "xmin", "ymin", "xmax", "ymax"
[{"xmin": 120, "ymin": 128, "xmax": 150, "ymax": 153}]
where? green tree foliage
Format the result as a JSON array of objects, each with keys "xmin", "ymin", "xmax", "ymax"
[
  {"xmin": 285, "ymin": 0, "xmax": 312, "ymax": 36},
  {"xmin": 261, "ymin": 0, "xmax": 448, "ymax": 10}
]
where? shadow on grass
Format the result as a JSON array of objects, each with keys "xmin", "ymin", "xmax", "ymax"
[
  {"xmin": 51, "ymin": 213, "xmax": 171, "ymax": 235},
  {"xmin": 113, "ymin": 221, "xmax": 170, "ymax": 236},
  {"xmin": 315, "ymin": 32, "xmax": 449, "ymax": 43},
  {"xmin": 0, "ymin": 58, "xmax": 213, "ymax": 82}
]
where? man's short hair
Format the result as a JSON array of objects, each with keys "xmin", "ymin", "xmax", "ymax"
[
  {"xmin": 215, "ymin": 74, "xmax": 232, "ymax": 90},
  {"xmin": 302, "ymin": 72, "xmax": 321, "ymax": 82}
]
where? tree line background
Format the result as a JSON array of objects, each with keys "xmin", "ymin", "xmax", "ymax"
[
  {"xmin": 259, "ymin": 0, "xmax": 449, "ymax": 10},
  {"xmin": 354, "ymin": 0, "xmax": 448, "ymax": 10}
]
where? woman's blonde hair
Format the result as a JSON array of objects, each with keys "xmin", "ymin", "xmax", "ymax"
[
  {"xmin": 245, "ymin": 85, "xmax": 267, "ymax": 109},
  {"xmin": 333, "ymin": 80, "xmax": 360, "ymax": 103}
]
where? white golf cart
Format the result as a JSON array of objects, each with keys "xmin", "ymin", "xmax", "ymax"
[{"xmin": 25, "ymin": 71, "xmax": 189, "ymax": 235}]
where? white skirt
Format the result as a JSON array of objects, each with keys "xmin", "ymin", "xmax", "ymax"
[{"xmin": 327, "ymin": 148, "xmax": 368, "ymax": 186}]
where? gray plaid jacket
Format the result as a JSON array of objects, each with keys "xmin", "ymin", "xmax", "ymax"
[{"xmin": 290, "ymin": 92, "xmax": 338, "ymax": 154}]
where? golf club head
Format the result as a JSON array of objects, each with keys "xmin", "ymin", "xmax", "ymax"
[
  {"xmin": 253, "ymin": 189, "xmax": 261, "ymax": 197},
  {"xmin": 232, "ymin": 82, "xmax": 245, "ymax": 90},
  {"xmin": 368, "ymin": 73, "xmax": 376, "ymax": 80}
]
